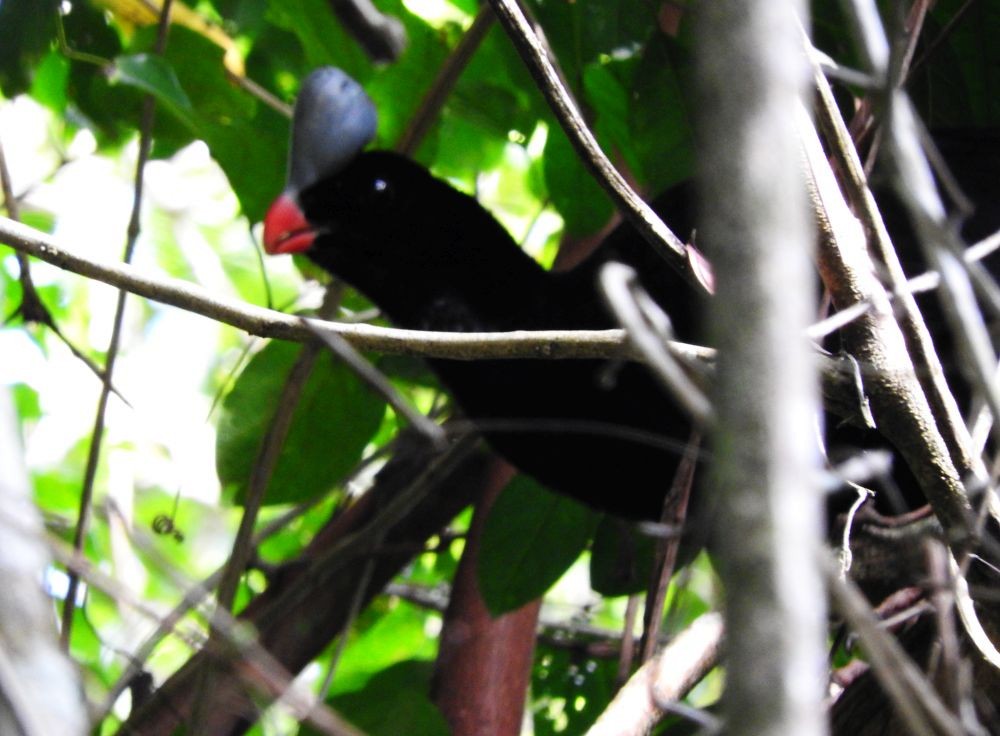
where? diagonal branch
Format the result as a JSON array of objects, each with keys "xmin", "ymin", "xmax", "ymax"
[
  {"xmin": 485, "ymin": 0, "xmax": 709, "ymax": 291},
  {"xmin": 60, "ymin": 0, "xmax": 176, "ymax": 647}
]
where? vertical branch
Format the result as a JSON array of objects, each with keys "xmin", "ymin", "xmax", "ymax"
[
  {"xmin": 0, "ymin": 389, "xmax": 87, "ymax": 734},
  {"xmin": 695, "ymin": 2, "xmax": 827, "ymax": 734},
  {"xmin": 60, "ymin": 0, "xmax": 175, "ymax": 647}
]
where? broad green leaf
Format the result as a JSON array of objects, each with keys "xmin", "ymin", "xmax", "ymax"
[
  {"xmin": 0, "ymin": 0, "xmax": 59, "ymax": 96},
  {"xmin": 329, "ymin": 601, "xmax": 439, "ymax": 695},
  {"xmin": 543, "ymin": 127, "xmax": 613, "ymax": 236},
  {"xmin": 150, "ymin": 26, "xmax": 288, "ymax": 219},
  {"xmin": 313, "ymin": 661, "xmax": 448, "ymax": 736},
  {"xmin": 109, "ymin": 53, "xmax": 199, "ymax": 132},
  {"xmin": 216, "ymin": 340, "xmax": 386, "ymax": 505},
  {"xmin": 630, "ymin": 36, "xmax": 695, "ymax": 193},
  {"xmin": 583, "ymin": 61, "xmax": 639, "ymax": 173},
  {"xmin": 478, "ymin": 475, "xmax": 599, "ymax": 615},
  {"xmin": 522, "ymin": 0, "xmax": 654, "ymax": 89},
  {"xmin": 29, "ymin": 49, "xmax": 69, "ymax": 113}
]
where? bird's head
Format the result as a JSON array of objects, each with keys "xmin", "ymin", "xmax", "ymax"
[
  {"xmin": 263, "ymin": 66, "xmax": 378, "ymax": 258},
  {"xmin": 263, "ymin": 68, "xmax": 519, "ymax": 311}
]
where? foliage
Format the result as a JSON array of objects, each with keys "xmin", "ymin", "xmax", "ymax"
[{"xmin": 1, "ymin": 0, "xmax": 999, "ymax": 734}]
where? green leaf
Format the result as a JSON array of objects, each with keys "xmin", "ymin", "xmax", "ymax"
[
  {"xmin": 583, "ymin": 61, "xmax": 638, "ymax": 172},
  {"xmin": 630, "ymin": 36, "xmax": 696, "ymax": 193},
  {"xmin": 478, "ymin": 475, "xmax": 599, "ymax": 615},
  {"xmin": 543, "ymin": 127, "xmax": 613, "ymax": 236},
  {"xmin": 0, "ymin": 0, "xmax": 59, "ymax": 96},
  {"xmin": 312, "ymin": 661, "xmax": 448, "ymax": 736},
  {"xmin": 216, "ymin": 340, "xmax": 386, "ymax": 506},
  {"xmin": 149, "ymin": 25, "xmax": 288, "ymax": 219},
  {"xmin": 523, "ymin": 0, "xmax": 654, "ymax": 89},
  {"xmin": 29, "ymin": 48, "xmax": 69, "ymax": 113},
  {"xmin": 329, "ymin": 601, "xmax": 438, "ymax": 695},
  {"xmin": 109, "ymin": 53, "xmax": 198, "ymax": 131}
]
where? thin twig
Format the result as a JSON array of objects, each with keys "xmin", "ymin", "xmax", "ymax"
[
  {"xmin": 0, "ymin": 137, "xmax": 130, "ymax": 404},
  {"xmin": 600, "ymin": 262, "xmax": 712, "ymax": 423},
  {"xmin": 824, "ymin": 551, "xmax": 966, "ymax": 736},
  {"xmin": 60, "ymin": 0, "xmax": 176, "ymax": 649},
  {"xmin": 225, "ymin": 70, "xmax": 292, "ymax": 118},
  {"xmin": 640, "ymin": 430, "xmax": 699, "ymax": 664},
  {"xmin": 586, "ymin": 612, "xmax": 723, "ymax": 736},
  {"xmin": 303, "ymin": 318, "xmax": 447, "ymax": 447},
  {"xmin": 0, "ymin": 215, "xmax": 647, "ymax": 360},
  {"xmin": 485, "ymin": 0, "xmax": 708, "ymax": 290}
]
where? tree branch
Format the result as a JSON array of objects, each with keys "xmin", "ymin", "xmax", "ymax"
[
  {"xmin": 696, "ymin": 3, "xmax": 827, "ymax": 734},
  {"xmin": 0, "ymin": 215, "xmax": 653, "ymax": 361},
  {"xmin": 485, "ymin": 0, "xmax": 711, "ymax": 292}
]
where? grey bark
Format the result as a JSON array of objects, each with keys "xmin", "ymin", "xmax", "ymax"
[
  {"xmin": 695, "ymin": 2, "xmax": 828, "ymax": 735},
  {"xmin": 0, "ymin": 387, "xmax": 86, "ymax": 736}
]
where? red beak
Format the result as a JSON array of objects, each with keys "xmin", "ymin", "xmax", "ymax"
[{"xmin": 263, "ymin": 193, "xmax": 317, "ymax": 255}]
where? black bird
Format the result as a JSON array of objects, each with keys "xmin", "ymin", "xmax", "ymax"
[{"xmin": 263, "ymin": 68, "xmax": 702, "ymax": 521}]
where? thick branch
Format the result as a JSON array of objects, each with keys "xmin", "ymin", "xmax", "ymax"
[
  {"xmin": 586, "ymin": 612, "xmax": 723, "ymax": 736},
  {"xmin": 697, "ymin": 2, "xmax": 827, "ymax": 734},
  {"xmin": 121, "ymin": 439, "xmax": 505, "ymax": 735},
  {"xmin": 801, "ymin": 106, "xmax": 974, "ymax": 545}
]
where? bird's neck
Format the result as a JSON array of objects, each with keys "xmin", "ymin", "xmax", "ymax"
[{"xmin": 378, "ymin": 244, "xmax": 555, "ymax": 333}]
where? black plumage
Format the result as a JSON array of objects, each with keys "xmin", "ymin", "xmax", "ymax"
[{"xmin": 263, "ymin": 69, "xmax": 701, "ymax": 520}]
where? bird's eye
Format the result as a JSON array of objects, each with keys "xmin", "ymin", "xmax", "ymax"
[{"xmin": 362, "ymin": 177, "xmax": 394, "ymax": 208}]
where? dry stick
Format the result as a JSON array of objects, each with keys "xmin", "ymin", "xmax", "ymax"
[
  {"xmin": 59, "ymin": 0, "xmax": 175, "ymax": 648},
  {"xmin": 823, "ymin": 553, "xmax": 966, "ymax": 736},
  {"xmin": 484, "ymin": 0, "xmax": 707, "ymax": 290},
  {"xmin": 808, "ymin": 36, "xmax": 984, "ymax": 488},
  {"xmin": 639, "ymin": 430, "xmax": 699, "ymax": 665},
  {"xmin": 614, "ymin": 594, "xmax": 640, "ymax": 686},
  {"xmin": 586, "ymin": 612, "xmax": 724, "ymax": 736},
  {"xmin": 2, "ymin": 212, "xmax": 980, "ymax": 442}
]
